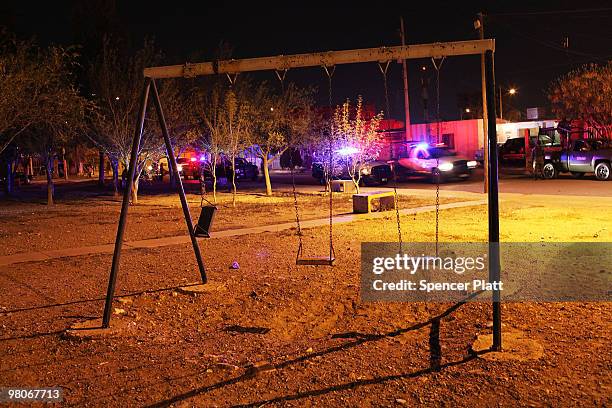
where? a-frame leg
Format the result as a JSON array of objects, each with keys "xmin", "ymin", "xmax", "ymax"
[
  {"xmin": 150, "ymin": 79, "xmax": 207, "ymax": 283},
  {"xmin": 102, "ymin": 78, "xmax": 151, "ymax": 328}
]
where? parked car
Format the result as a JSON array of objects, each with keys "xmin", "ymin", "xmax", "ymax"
[
  {"xmin": 394, "ymin": 142, "xmax": 478, "ymax": 182},
  {"xmin": 542, "ymin": 139, "xmax": 612, "ymax": 181},
  {"xmin": 311, "ymin": 160, "xmax": 392, "ymax": 186},
  {"xmin": 227, "ymin": 157, "xmax": 259, "ymax": 181},
  {"xmin": 200, "ymin": 157, "xmax": 259, "ymax": 181},
  {"xmin": 176, "ymin": 157, "xmax": 201, "ymax": 180}
]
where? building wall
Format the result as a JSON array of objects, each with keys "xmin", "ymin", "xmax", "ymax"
[
  {"xmin": 380, "ymin": 119, "xmax": 483, "ymax": 160},
  {"xmin": 381, "ymin": 119, "xmax": 558, "ymax": 161}
]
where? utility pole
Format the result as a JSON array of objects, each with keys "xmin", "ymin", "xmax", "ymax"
[
  {"xmin": 498, "ymin": 85, "xmax": 503, "ymax": 119},
  {"xmin": 476, "ymin": 12, "xmax": 489, "ymax": 193},
  {"xmin": 400, "ymin": 16, "xmax": 411, "ymax": 141}
]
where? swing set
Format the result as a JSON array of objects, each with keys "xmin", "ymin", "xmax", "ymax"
[{"xmin": 102, "ymin": 39, "xmax": 504, "ymax": 351}]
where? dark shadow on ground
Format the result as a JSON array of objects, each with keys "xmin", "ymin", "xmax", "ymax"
[
  {"xmin": 1, "ymin": 282, "xmax": 206, "ymax": 315},
  {"xmin": 0, "ymin": 330, "xmax": 65, "ymax": 342},
  {"xmin": 223, "ymin": 325, "xmax": 270, "ymax": 335},
  {"xmin": 234, "ymin": 354, "xmax": 488, "ymax": 408},
  {"xmin": 145, "ymin": 291, "xmax": 486, "ymax": 408}
]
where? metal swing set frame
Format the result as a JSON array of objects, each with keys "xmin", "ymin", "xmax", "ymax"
[{"xmin": 102, "ymin": 39, "xmax": 504, "ymax": 351}]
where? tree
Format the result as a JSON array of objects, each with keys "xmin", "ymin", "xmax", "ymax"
[
  {"xmin": 549, "ymin": 62, "xmax": 612, "ymax": 131},
  {"xmin": 223, "ymin": 86, "xmax": 253, "ymax": 206},
  {"xmin": 196, "ymin": 84, "xmax": 226, "ymax": 204},
  {"xmin": 250, "ymin": 82, "xmax": 314, "ymax": 196},
  {"xmin": 1, "ymin": 32, "xmax": 89, "ymax": 199},
  {"xmin": 3, "ymin": 42, "xmax": 90, "ymax": 204},
  {"xmin": 88, "ymin": 38, "xmax": 180, "ymax": 203},
  {"xmin": 0, "ymin": 31, "xmax": 39, "ymax": 156},
  {"xmin": 331, "ymin": 96, "xmax": 384, "ymax": 193}
]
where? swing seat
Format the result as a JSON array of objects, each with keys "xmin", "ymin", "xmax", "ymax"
[
  {"xmin": 296, "ymin": 256, "xmax": 335, "ymax": 266},
  {"xmin": 194, "ymin": 206, "xmax": 217, "ymax": 238}
]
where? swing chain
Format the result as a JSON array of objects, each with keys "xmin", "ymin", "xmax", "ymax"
[
  {"xmin": 378, "ymin": 60, "xmax": 402, "ymax": 252},
  {"xmin": 377, "ymin": 61, "xmax": 392, "ymax": 118},
  {"xmin": 431, "ymin": 57, "xmax": 445, "ymax": 255},
  {"xmin": 289, "ymin": 154, "xmax": 303, "ymax": 246},
  {"xmin": 323, "ymin": 65, "xmax": 336, "ymax": 260},
  {"xmin": 275, "ymin": 69, "xmax": 304, "ymax": 254},
  {"xmin": 226, "ymin": 72, "xmax": 239, "ymax": 87},
  {"xmin": 275, "ymin": 68, "xmax": 289, "ymax": 90}
]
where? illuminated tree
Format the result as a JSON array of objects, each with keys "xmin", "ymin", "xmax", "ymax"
[
  {"xmin": 331, "ymin": 96, "xmax": 384, "ymax": 193},
  {"xmin": 549, "ymin": 62, "xmax": 612, "ymax": 131}
]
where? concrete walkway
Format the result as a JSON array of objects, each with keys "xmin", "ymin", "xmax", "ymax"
[{"xmin": 0, "ymin": 200, "xmax": 485, "ymax": 267}]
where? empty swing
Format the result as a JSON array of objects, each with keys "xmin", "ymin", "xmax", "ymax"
[
  {"xmin": 194, "ymin": 72, "xmax": 240, "ymax": 239},
  {"xmin": 193, "ymin": 175, "xmax": 217, "ymax": 238},
  {"xmin": 282, "ymin": 66, "xmax": 336, "ymax": 266},
  {"xmin": 194, "ymin": 203, "xmax": 216, "ymax": 238}
]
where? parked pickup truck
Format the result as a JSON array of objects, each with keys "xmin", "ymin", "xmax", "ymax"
[{"xmin": 542, "ymin": 139, "xmax": 612, "ymax": 181}]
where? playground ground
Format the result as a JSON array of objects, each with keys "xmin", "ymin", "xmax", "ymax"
[{"xmin": 0, "ymin": 188, "xmax": 610, "ymax": 406}]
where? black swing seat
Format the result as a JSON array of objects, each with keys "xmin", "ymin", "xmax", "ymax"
[
  {"xmin": 296, "ymin": 257, "xmax": 335, "ymax": 266},
  {"xmin": 194, "ymin": 206, "xmax": 217, "ymax": 238}
]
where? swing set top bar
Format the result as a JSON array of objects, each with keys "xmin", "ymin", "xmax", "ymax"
[{"xmin": 143, "ymin": 39, "xmax": 495, "ymax": 79}]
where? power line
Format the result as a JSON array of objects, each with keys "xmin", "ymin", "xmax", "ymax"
[
  {"xmin": 495, "ymin": 21, "xmax": 612, "ymax": 63},
  {"xmin": 488, "ymin": 7, "xmax": 612, "ymax": 17},
  {"xmin": 502, "ymin": 59, "xmax": 599, "ymax": 75}
]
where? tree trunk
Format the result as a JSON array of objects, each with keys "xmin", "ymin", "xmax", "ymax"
[
  {"xmin": 212, "ymin": 172, "xmax": 217, "ymax": 204},
  {"xmin": 211, "ymin": 156, "xmax": 217, "ymax": 204},
  {"xmin": 353, "ymin": 179, "xmax": 360, "ymax": 194},
  {"xmin": 169, "ymin": 162, "xmax": 176, "ymax": 189},
  {"xmin": 4, "ymin": 161, "xmax": 13, "ymax": 195},
  {"xmin": 45, "ymin": 153, "xmax": 54, "ymax": 205},
  {"xmin": 110, "ymin": 158, "xmax": 120, "ymax": 198},
  {"xmin": 98, "ymin": 150, "xmax": 105, "ymax": 186},
  {"xmin": 231, "ymin": 157, "xmax": 237, "ymax": 207},
  {"xmin": 262, "ymin": 156, "xmax": 272, "ymax": 196},
  {"xmin": 63, "ymin": 159, "xmax": 68, "ymax": 180},
  {"xmin": 131, "ymin": 177, "xmax": 139, "ymax": 204}
]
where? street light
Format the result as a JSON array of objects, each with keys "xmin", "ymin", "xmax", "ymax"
[{"xmin": 499, "ymin": 86, "xmax": 517, "ymax": 120}]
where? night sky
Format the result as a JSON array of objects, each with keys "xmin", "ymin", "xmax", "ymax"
[{"xmin": 2, "ymin": 1, "xmax": 611, "ymax": 123}]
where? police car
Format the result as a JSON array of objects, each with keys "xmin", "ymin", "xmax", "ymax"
[{"xmin": 394, "ymin": 142, "xmax": 478, "ymax": 181}]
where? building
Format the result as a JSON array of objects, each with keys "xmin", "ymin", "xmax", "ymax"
[{"xmin": 380, "ymin": 118, "xmax": 559, "ymax": 161}]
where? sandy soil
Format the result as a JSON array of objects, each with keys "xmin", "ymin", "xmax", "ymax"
[{"xmin": 0, "ymin": 192, "xmax": 610, "ymax": 407}]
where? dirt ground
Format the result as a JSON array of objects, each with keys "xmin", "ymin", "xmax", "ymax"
[
  {"xmin": 0, "ymin": 188, "xmax": 460, "ymax": 257},
  {"xmin": 0, "ymin": 189, "xmax": 610, "ymax": 407}
]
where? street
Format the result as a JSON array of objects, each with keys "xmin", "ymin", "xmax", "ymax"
[{"xmin": 231, "ymin": 168, "xmax": 612, "ymax": 197}]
